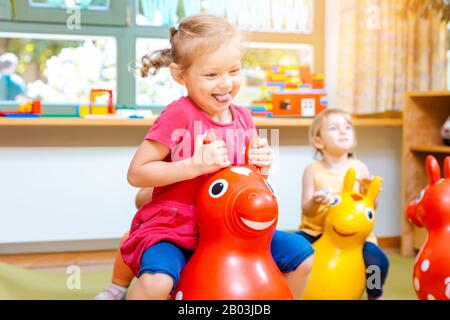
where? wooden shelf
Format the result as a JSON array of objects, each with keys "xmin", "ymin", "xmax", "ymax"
[
  {"xmin": 406, "ymin": 91, "xmax": 450, "ymax": 98},
  {"xmin": 0, "ymin": 116, "xmax": 403, "ymax": 128},
  {"xmin": 410, "ymin": 145, "xmax": 450, "ymax": 154},
  {"xmin": 401, "ymin": 91, "xmax": 450, "ymax": 256}
]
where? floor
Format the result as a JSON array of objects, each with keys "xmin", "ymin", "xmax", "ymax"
[{"xmin": 0, "ymin": 247, "xmax": 418, "ymax": 300}]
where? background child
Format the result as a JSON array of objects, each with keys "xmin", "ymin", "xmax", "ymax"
[
  {"xmin": 297, "ymin": 108, "xmax": 389, "ymax": 300},
  {"xmin": 96, "ymin": 13, "xmax": 313, "ymax": 300}
]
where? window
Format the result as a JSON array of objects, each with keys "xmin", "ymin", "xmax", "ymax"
[
  {"xmin": 14, "ymin": 0, "xmax": 126, "ymax": 25},
  {"xmin": 135, "ymin": 38, "xmax": 186, "ymax": 106},
  {"xmin": 0, "ymin": 33, "xmax": 116, "ymax": 104},
  {"xmin": 29, "ymin": 0, "xmax": 110, "ymax": 10},
  {"xmin": 136, "ymin": 0, "xmax": 314, "ymax": 34},
  {"xmin": 0, "ymin": 0, "xmax": 324, "ymax": 109},
  {"xmin": 135, "ymin": 0, "xmax": 324, "ymax": 107}
]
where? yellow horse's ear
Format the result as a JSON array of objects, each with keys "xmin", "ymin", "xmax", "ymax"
[
  {"xmin": 365, "ymin": 176, "xmax": 382, "ymax": 204},
  {"xmin": 343, "ymin": 168, "xmax": 356, "ymax": 193}
]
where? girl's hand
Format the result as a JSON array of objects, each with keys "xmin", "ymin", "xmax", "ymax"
[
  {"xmin": 192, "ymin": 133, "xmax": 231, "ymax": 175},
  {"xmin": 313, "ymin": 187, "xmax": 338, "ymax": 205},
  {"xmin": 248, "ymin": 137, "xmax": 273, "ymax": 176}
]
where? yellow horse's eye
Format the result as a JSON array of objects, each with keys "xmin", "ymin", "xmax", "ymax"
[{"xmin": 365, "ymin": 208, "xmax": 375, "ymax": 221}]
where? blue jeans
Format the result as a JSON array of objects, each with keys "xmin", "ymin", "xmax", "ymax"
[
  {"xmin": 296, "ymin": 230, "xmax": 389, "ymax": 299},
  {"xmin": 139, "ymin": 230, "xmax": 314, "ymax": 289}
]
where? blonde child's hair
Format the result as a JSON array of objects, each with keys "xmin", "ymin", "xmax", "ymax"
[
  {"xmin": 309, "ymin": 108, "xmax": 357, "ymax": 159},
  {"xmin": 139, "ymin": 13, "xmax": 242, "ymax": 77}
]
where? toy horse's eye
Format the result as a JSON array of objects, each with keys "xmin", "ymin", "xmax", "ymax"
[
  {"xmin": 416, "ymin": 189, "xmax": 425, "ymax": 203},
  {"xmin": 365, "ymin": 208, "xmax": 375, "ymax": 221},
  {"xmin": 329, "ymin": 195, "xmax": 341, "ymax": 206},
  {"xmin": 208, "ymin": 179, "xmax": 228, "ymax": 198}
]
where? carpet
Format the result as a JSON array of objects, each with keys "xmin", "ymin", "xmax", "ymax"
[{"xmin": 0, "ymin": 251, "xmax": 417, "ymax": 300}]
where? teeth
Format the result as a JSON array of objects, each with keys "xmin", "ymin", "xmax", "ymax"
[{"xmin": 241, "ymin": 217, "xmax": 276, "ymax": 230}]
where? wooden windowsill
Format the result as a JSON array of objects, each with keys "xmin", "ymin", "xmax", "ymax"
[{"xmin": 0, "ymin": 116, "xmax": 403, "ymax": 128}]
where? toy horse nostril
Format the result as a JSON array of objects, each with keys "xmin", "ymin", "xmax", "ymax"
[{"xmin": 248, "ymin": 193, "xmax": 258, "ymax": 200}]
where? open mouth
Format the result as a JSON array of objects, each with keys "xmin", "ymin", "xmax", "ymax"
[
  {"xmin": 241, "ymin": 217, "xmax": 276, "ymax": 230},
  {"xmin": 212, "ymin": 92, "xmax": 231, "ymax": 103},
  {"xmin": 332, "ymin": 226, "xmax": 356, "ymax": 237}
]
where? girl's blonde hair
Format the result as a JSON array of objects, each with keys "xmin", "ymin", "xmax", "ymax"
[
  {"xmin": 309, "ymin": 108, "xmax": 357, "ymax": 159},
  {"xmin": 140, "ymin": 13, "xmax": 241, "ymax": 77}
]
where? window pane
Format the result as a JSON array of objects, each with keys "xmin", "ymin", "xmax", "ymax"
[
  {"xmin": 235, "ymin": 42, "xmax": 314, "ymax": 106},
  {"xmin": 136, "ymin": 0, "xmax": 313, "ymax": 34},
  {"xmin": 29, "ymin": 0, "xmax": 110, "ymax": 10},
  {"xmin": 135, "ymin": 38, "xmax": 186, "ymax": 106},
  {"xmin": 0, "ymin": 34, "xmax": 116, "ymax": 104}
]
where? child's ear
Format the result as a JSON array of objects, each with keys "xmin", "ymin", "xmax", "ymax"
[
  {"xmin": 169, "ymin": 63, "xmax": 186, "ymax": 85},
  {"xmin": 313, "ymin": 136, "xmax": 324, "ymax": 151}
]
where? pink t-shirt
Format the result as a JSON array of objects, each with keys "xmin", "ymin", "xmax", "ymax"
[{"xmin": 121, "ymin": 96, "xmax": 256, "ymax": 275}]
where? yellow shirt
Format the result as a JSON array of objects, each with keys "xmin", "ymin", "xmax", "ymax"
[{"xmin": 299, "ymin": 159, "xmax": 378, "ymax": 244}]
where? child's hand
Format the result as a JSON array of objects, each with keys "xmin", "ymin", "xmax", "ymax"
[
  {"xmin": 359, "ymin": 176, "xmax": 383, "ymax": 194},
  {"xmin": 248, "ymin": 137, "xmax": 273, "ymax": 176},
  {"xmin": 313, "ymin": 187, "xmax": 338, "ymax": 205},
  {"xmin": 192, "ymin": 133, "xmax": 231, "ymax": 175}
]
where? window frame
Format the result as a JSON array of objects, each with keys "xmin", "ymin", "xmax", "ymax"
[
  {"xmin": 14, "ymin": 0, "xmax": 128, "ymax": 26},
  {"xmin": 0, "ymin": 0, "xmax": 325, "ymax": 110}
]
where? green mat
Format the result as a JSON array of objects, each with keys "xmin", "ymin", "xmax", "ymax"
[{"xmin": 0, "ymin": 252, "xmax": 417, "ymax": 300}]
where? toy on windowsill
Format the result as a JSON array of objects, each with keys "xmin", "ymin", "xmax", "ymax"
[
  {"xmin": 406, "ymin": 155, "xmax": 450, "ymax": 300},
  {"xmin": 441, "ymin": 116, "xmax": 450, "ymax": 146},
  {"xmin": 249, "ymin": 65, "xmax": 327, "ymax": 118},
  {"xmin": 78, "ymin": 89, "xmax": 124, "ymax": 119},
  {"xmin": 116, "ymin": 106, "xmax": 153, "ymax": 119},
  {"xmin": 0, "ymin": 100, "xmax": 42, "ymax": 118}
]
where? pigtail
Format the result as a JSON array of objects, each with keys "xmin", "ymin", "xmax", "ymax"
[{"xmin": 140, "ymin": 48, "xmax": 173, "ymax": 77}]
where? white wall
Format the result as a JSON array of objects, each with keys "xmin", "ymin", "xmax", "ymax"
[
  {"xmin": 0, "ymin": 147, "xmax": 138, "ymax": 244},
  {"xmin": 0, "ymin": 127, "xmax": 402, "ymax": 250}
]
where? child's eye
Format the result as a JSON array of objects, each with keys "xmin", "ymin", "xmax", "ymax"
[
  {"xmin": 204, "ymin": 73, "xmax": 218, "ymax": 78},
  {"xmin": 230, "ymin": 69, "xmax": 240, "ymax": 75}
]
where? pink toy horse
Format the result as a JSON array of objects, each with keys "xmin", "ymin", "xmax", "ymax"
[{"xmin": 406, "ymin": 155, "xmax": 450, "ymax": 300}]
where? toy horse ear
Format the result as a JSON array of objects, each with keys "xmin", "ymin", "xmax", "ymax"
[
  {"xmin": 426, "ymin": 155, "xmax": 441, "ymax": 185},
  {"xmin": 445, "ymin": 156, "xmax": 450, "ymax": 179},
  {"xmin": 366, "ymin": 176, "xmax": 382, "ymax": 205},
  {"xmin": 343, "ymin": 168, "xmax": 356, "ymax": 193}
]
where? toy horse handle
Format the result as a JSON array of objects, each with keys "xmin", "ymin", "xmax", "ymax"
[{"xmin": 204, "ymin": 133, "xmax": 260, "ymax": 172}]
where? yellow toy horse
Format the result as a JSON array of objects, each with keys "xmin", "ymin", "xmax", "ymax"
[{"xmin": 303, "ymin": 168, "xmax": 382, "ymax": 300}]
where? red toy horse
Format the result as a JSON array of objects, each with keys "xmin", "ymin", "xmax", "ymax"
[
  {"xmin": 406, "ymin": 155, "xmax": 450, "ymax": 300},
  {"xmin": 174, "ymin": 147, "xmax": 293, "ymax": 300}
]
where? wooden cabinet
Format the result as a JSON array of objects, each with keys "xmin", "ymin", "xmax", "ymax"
[{"xmin": 401, "ymin": 91, "xmax": 450, "ymax": 256}]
